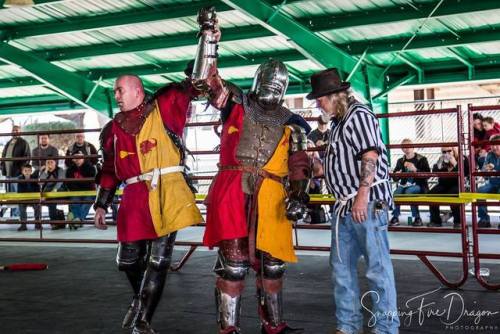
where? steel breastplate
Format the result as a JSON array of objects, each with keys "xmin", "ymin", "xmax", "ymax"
[{"xmin": 236, "ymin": 115, "xmax": 284, "ymax": 194}]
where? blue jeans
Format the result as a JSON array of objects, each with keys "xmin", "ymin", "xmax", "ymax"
[
  {"xmin": 392, "ymin": 185, "xmax": 421, "ymax": 218},
  {"xmin": 477, "ymin": 183, "xmax": 500, "ymax": 221},
  {"xmin": 69, "ymin": 196, "xmax": 92, "ymax": 221},
  {"xmin": 331, "ymin": 201, "xmax": 400, "ymax": 334},
  {"xmin": 7, "ymin": 181, "xmax": 19, "ymax": 217}
]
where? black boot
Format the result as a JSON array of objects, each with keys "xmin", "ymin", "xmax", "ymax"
[
  {"xmin": 122, "ymin": 296, "xmax": 140, "ymax": 329},
  {"xmin": 132, "ymin": 320, "xmax": 158, "ymax": 334}
]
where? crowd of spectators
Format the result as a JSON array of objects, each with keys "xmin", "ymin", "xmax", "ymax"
[{"xmin": 0, "ymin": 128, "xmax": 99, "ymax": 231}]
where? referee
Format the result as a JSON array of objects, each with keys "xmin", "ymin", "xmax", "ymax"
[{"xmin": 307, "ymin": 68, "xmax": 399, "ymax": 334}]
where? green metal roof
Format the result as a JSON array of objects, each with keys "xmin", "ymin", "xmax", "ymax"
[{"xmin": 0, "ymin": 0, "xmax": 499, "ymax": 115}]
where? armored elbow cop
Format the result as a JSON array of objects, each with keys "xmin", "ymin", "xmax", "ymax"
[{"xmin": 93, "ymin": 186, "xmax": 116, "ymax": 211}]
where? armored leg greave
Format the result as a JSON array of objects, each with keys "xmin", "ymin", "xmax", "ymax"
[
  {"xmin": 214, "ymin": 238, "xmax": 250, "ymax": 334},
  {"xmin": 135, "ymin": 232, "xmax": 177, "ymax": 327},
  {"xmin": 258, "ymin": 254, "xmax": 302, "ymax": 334},
  {"xmin": 117, "ymin": 241, "xmax": 148, "ymax": 329}
]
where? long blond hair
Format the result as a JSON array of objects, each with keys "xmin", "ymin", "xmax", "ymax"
[{"xmin": 326, "ymin": 90, "xmax": 350, "ymax": 119}]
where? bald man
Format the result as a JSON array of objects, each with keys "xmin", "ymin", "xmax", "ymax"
[{"xmin": 93, "ymin": 73, "xmax": 203, "ymax": 334}]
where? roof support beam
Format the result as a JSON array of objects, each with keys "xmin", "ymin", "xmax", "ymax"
[
  {"xmin": 0, "ymin": 49, "xmax": 306, "ymax": 90},
  {"xmin": 0, "ymin": 77, "xmax": 40, "ymax": 89},
  {"xmin": 295, "ymin": 0, "xmax": 500, "ymax": 32},
  {"xmin": 373, "ymin": 74, "xmax": 417, "ymax": 101},
  {"xmin": 0, "ymin": 42, "xmax": 112, "ymax": 114},
  {"xmin": 221, "ymin": 0, "xmax": 384, "ymax": 102},
  {"xmin": 23, "ymin": 24, "xmax": 500, "ymax": 64},
  {"xmin": 346, "ymin": 49, "xmax": 367, "ymax": 82},
  {"xmin": 2, "ymin": 1, "xmax": 231, "ymax": 39},
  {"xmin": 84, "ymin": 49, "xmax": 306, "ymax": 81},
  {"xmin": 447, "ymin": 47, "xmax": 475, "ymax": 80},
  {"xmin": 3, "ymin": 0, "xmax": 498, "ymax": 40},
  {"xmin": 395, "ymin": 54, "xmax": 424, "ymax": 83},
  {"xmin": 345, "ymin": 27, "xmax": 500, "ymax": 55},
  {"xmin": 37, "ymin": 25, "xmax": 273, "ymax": 61}
]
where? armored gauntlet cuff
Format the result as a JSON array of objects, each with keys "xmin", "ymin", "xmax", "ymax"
[{"xmin": 93, "ymin": 187, "xmax": 116, "ymax": 212}]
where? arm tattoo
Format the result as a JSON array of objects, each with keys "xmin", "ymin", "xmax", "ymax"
[{"xmin": 360, "ymin": 157, "xmax": 377, "ymax": 187}]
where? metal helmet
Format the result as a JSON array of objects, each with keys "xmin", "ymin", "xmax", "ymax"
[{"xmin": 250, "ymin": 59, "xmax": 289, "ymax": 109}]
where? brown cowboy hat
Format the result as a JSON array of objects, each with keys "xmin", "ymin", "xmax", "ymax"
[{"xmin": 306, "ymin": 68, "xmax": 350, "ymax": 100}]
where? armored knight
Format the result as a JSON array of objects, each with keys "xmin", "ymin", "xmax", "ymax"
[
  {"xmin": 93, "ymin": 71, "xmax": 203, "ymax": 332},
  {"xmin": 192, "ymin": 7, "xmax": 312, "ymax": 334}
]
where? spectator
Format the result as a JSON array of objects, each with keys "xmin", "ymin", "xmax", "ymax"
[
  {"xmin": 473, "ymin": 113, "xmax": 487, "ymax": 168},
  {"xmin": 427, "ymin": 147, "xmax": 469, "ymax": 228},
  {"xmin": 307, "ymin": 114, "xmax": 330, "ymax": 159},
  {"xmin": 65, "ymin": 152, "xmax": 96, "ymax": 229},
  {"xmin": 390, "ymin": 139, "xmax": 430, "ymax": 226},
  {"xmin": 482, "ymin": 117, "xmax": 500, "ymax": 150},
  {"xmin": 34, "ymin": 157, "xmax": 66, "ymax": 230},
  {"xmin": 476, "ymin": 134, "xmax": 500, "ymax": 228},
  {"xmin": 65, "ymin": 133, "xmax": 98, "ymax": 167},
  {"xmin": 31, "ymin": 134, "xmax": 59, "ymax": 169},
  {"xmin": 306, "ymin": 140, "xmax": 326, "ymax": 224},
  {"xmin": 16, "ymin": 163, "xmax": 41, "ymax": 231},
  {"xmin": 1, "ymin": 125, "xmax": 30, "ymax": 218}
]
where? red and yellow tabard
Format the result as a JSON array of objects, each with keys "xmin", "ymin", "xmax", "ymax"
[
  {"xmin": 100, "ymin": 86, "xmax": 203, "ymax": 242},
  {"xmin": 203, "ymin": 104, "xmax": 297, "ymax": 263}
]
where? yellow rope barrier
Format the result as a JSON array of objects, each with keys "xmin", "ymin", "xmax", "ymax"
[{"xmin": 0, "ymin": 191, "xmax": 497, "ymax": 204}]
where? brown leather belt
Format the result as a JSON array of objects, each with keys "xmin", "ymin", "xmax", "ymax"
[{"xmin": 217, "ymin": 164, "xmax": 284, "ymax": 183}]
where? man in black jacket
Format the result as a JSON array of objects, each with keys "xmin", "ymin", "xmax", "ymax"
[
  {"xmin": 427, "ymin": 147, "xmax": 469, "ymax": 228},
  {"xmin": 390, "ymin": 139, "xmax": 430, "ymax": 226},
  {"xmin": 1, "ymin": 125, "xmax": 30, "ymax": 218},
  {"xmin": 65, "ymin": 133, "xmax": 98, "ymax": 167},
  {"xmin": 65, "ymin": 152, "xmax": 96, "ymax": 229}
]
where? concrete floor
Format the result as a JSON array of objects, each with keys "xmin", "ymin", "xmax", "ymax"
[{"xmin": 0, "ymin": 246, "xmax": 499, "ymax": 334}]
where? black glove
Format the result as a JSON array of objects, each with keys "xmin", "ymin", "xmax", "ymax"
[
  {"xmin": 93, "ymin": 187, "xmax": 116, "ymax": 212},
  {"xmin": 286, "ymin": 198, "xmax": 308, "ymax": 221}
]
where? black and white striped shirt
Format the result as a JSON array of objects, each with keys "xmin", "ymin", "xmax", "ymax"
[{"xmin": 324, "ymin": 99, "xmax": 393, "ymax": 217}]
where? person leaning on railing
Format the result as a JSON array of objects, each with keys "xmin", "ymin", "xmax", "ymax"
[
  {"xmin": 476, "ymin": 134, "xmax": 500, "ymax": 228},
  {"xmin": 16, "ymin": 163, "xmax": 41, "ymax": 231},
  {"xmin": 427, "ymin": 147, "xmax": 469, "ymax": 228},
  {"xmin": 389, "ymin": 138, "xmax": 430, "ymax": 227},
  {"xmin": 65, "ymin": 151, "xmax": 96, "ymax": 230},
  {"xmin": 33, "ymin": 157, "xmax": 66, "ymax": 230},
  {"xmin": 1, "ymin": 125, "xmax": 30, "ymax": 219}
]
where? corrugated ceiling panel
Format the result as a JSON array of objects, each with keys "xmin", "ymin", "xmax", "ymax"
[
  {"xmin": 438, "ymin": 10, "xmax": 500, "ymax": 30},
  {"xmin": 320, "ymin": 20, "xmax": 447, "ymax": 44},
  {"xmin": 286, "ymin": 59, "xmax": 322, "ymax": 73},
  {"xmin": 0, "ymin": 0, "xmax": 175, "ymax": 25},
  {"xmin": 406, "ymin": 48, "xmax": 453, "ymax": 62},
  {"xmin": 282, "ymin": 0, "xmax": 392, "ymax": 17},
  {"xmin": 0, "ymin": 65, "xmax": 31, "ymax": 79},
  {"xmin": 0, "ymin": 86, "xmax": 54, "ymax": 98},
  {"xmin": 56, "ymin": 53, "xmax": 148, "ymax": 70},
  {"xmin": 220, "ymin": 36, "xmax": 293, "ymax": 55},
  {"xmin": 217, "ymin": 9, "xmax": 258, "ymax": 26},
  {"xmin": 12, "ymin": 31, "xmax": 108, "ymax": 50},
  {"xmin": 218, "ymin": 65, "xmax": 260, "ymax": 80},
  {"xmin": 462, "ymin": 41, "xmax": 500, "ymax": 57},
  {"xmin": 146, "ymin": 45, "xmax": 198, "ymax": 62}
]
